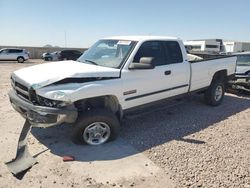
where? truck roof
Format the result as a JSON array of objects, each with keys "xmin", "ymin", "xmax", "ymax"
[{"xmin": 104, "ymin": 35, "xmax": 179, "ymax": 42}]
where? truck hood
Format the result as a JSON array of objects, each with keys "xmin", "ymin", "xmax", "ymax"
[{"xmin": 12, "ymin": 60, "xmax": 120, "ymax": 88}]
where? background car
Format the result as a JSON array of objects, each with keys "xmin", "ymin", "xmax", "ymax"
[
  {"xmin": 41, "ymin": 52, "xmax": 52, "ymax": 60},
  {"xmin": 228, "ymin": 52, "xmax": 250, "ymax": 92},
  {"xmin": 42, "ymin": 51, "xmax": 60, "ymax": 61},
  {"xmin": 58, "ymin": 50, "xmax": 82, "ymax": 60},
  {"xmin": 0, "ymin": 48, "xmax": 29, "ymax": 63}
]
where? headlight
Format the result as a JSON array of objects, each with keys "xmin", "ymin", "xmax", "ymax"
[
  {"xmin": 51, "ymin": 91, "xmax": 67, "ymax": 100},
  {"xmin": 37, "ymin": 95, "xmax": 70, "ymax": 108}
]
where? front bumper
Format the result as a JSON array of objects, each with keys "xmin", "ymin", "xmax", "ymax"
[
  {"xmin": 228, "ymin": 75, "xmax": 250, "ymax": 92},
  {"xmin": 8, "ymin": 90, "xmax": 78, "ymax": 128}
]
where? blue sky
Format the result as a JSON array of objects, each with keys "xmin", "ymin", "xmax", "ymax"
[{"xmin": 0, "ymin": 0, "xmax": 250, "ymax": 48}]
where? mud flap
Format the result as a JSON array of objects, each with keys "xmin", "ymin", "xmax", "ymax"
[{"xmin": 5, "ymin": 120, "xmax": 37, "ymax": 176}]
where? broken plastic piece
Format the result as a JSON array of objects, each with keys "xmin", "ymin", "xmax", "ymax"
[
  {"xmin": 5, "ymin": 120, "xmax": 37, "ymax": 176},
  {"xmin": 63, "ymin": 156, "xmax": 75, "ymax": 162}
]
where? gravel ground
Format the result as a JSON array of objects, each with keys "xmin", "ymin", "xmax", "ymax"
[
  {"xmin": 0, "ymin": 60, "xmax": 249, "ymax": 187},
  {"xmin": 121, "ymin": 93, "xmax": 250, "ymax": 188}
]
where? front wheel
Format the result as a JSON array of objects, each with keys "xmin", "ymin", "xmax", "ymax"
[
  {"xmin": 204, "ymin": 80, "xmax": 225, "ymax": 106},
  {"xmin": 71, "ymin": 108, "xmax": 120, "ymax": 145}
]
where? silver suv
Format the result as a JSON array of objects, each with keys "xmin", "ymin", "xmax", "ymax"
[{"xmin": 0, "ymin": 48, "xmax": 29, "ymax": 63}]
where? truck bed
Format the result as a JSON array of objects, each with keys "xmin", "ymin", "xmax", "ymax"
[
  {"xmin": 189, "ymin": 55, "xmax": 237, "ymax": 92},
  {"xmin": 188, "ymin": 50, "xmax": 235, "ymax": 61}
]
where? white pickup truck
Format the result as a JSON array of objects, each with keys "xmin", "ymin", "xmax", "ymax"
[{"xmin": 9, "ymin": 36, "xmax": 237, "ymax": 145}]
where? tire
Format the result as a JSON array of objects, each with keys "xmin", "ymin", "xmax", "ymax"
[
  {"xmin": 17, "ymin": 57, "xmax": 25, "ymax": 63},
  {"xmin": 47, "ymin": 57, "xmax": 52, "ymax": 61},
  {"xmin": 71, "ymin": 108, "xmax": 120, "ymax": 145},
  {"xmin": 204, "ymin": 80, "xmax": 225, "ymax": 106}
]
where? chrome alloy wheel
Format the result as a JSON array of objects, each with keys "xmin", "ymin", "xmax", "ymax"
[
  {"xmin": 214, "ymin": 85, "xmax": 223, "ymax": 101},
  {"xmin": 83, "ymin": 122, "xmax": 111, "ymax": 145}
]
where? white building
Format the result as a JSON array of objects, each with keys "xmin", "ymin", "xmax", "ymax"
[
  {"xmin": 223, "ymin": 41, "xmax": 250, "ymax": 53},
  {"xmin": 184, "ymin": 39, "xmax": 222, "ymax": 53},
  {"xmin": 184, "ymin": 39, "xmax": 250, "ymax": 53}
]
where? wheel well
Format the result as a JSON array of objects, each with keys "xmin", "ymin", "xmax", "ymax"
[
  {"xmin": 74, "ymin": 95, "xmax": 122, "ymax": 119},
  {"xmin": 212, "ymin": 70, "xmax": 227, "ymax": 82},
  {"xmin": 17, "ymin": 56, "xmax": 24, "ymax": 60}
]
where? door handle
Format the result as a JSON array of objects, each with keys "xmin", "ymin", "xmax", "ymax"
[{"xmin": 164, "ymin": 70, "xmax": 171, "ymax": 75}]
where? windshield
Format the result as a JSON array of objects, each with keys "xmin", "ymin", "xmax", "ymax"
[
  {"xmin": 77, "ymin": 39, "xmax": 136, "ymax": 69},
  {"xmin": 237, "ymin": 55, "xmax": 250, "ymax": 66}
]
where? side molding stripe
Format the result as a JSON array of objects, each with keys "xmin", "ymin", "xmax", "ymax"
[{"xmin": 125, "ymin": 84, "xmax": 189, "ymax": 101}]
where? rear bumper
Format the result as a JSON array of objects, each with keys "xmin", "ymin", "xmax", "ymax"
[{"xmin": 8, "ymin": 90, "xmax": 78, "ymax": 128}]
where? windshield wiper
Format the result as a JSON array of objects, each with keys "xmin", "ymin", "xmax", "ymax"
[{"xmin": 84, "ymin": 59, "xmax": 98, "ymax": 65}]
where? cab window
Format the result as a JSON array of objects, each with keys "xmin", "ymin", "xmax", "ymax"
[
  {"xmin": 133, "ymin": 41, "xmax": 167, "ymax": 66},
  {"xmin": 164, "ymin": 41, "xmax": 183, "ymax": 64}
]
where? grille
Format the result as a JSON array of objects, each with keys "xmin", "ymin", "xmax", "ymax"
[
  {"xmin": 29, "ymin": 88, "xmax": 38, "ymax": 104},
  {"xmin": 16, "ymin": 82, "xmax": 28, "ymax": 92},
  {"xmin": 16, "ymin": 89, "xmax": 30, "ymax": 100},
  {"xmin": 13, "ymin": 81, "xmax": 34, "ymax": 102}
]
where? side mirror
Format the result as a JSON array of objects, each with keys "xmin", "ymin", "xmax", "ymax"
[{"xmin": 129, "ymin": 57, "xmax": 155, "ymax": 70}]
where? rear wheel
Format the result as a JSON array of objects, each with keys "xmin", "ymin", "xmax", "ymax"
[
  {"xmin": 17, "ymin": 57, "xmax": 25, "ymax": 63},
  {"xmin": 204, "ymin": 80, "xmax": 225, "ymax": 106},
  {"xmin": 71, "ymin": 108, "xmax": 120, "ymax": 145}
]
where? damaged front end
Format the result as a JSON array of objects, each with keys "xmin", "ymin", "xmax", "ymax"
[
  {"xmin": 6, "ymin": 59, "xmax": 121, "ymax": 175},
  {"xmin": 9, "ymin": 90, "xmax": 78, "ymax": 127},
  {"xmin": 6, "ymin": 84, "xmax": 78, "ymax": 175}
]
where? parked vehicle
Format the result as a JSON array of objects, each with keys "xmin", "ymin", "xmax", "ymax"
[
  {"xmin": 58, "ymin": 50, "xmax": 82, "ymax": 60},
  {"xmin": 228, "ymin": 52, "xmax": 250, "ymax": 92},
  {"xmin": 9, "ymin": 36, "xmax": 236, "ymax": 146},
  {"xmin": 42, "ymin": 51, "xmax": 59, "ymax": 61},
  {"xmin": 41, "ymin": 52, "xmax": 51, "ymax": 60},
  {"xmin": 0, "ymin": 48, "xmax": 29, "ymax": 63}
]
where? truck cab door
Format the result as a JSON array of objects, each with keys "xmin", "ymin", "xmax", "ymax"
[
  {"xmin": 121, "ymin": 40, "xmax": 190, "ymax": 110},
  {"xmin": 121, "ymin": 41, "xmax": 173, "ymax": 109}
]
